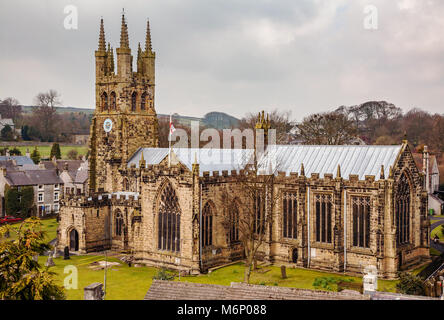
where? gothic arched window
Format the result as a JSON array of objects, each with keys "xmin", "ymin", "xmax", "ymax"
[
  {"xmin": 141, "ymin": 92, "xmax": 146, "ymax": 111},
  {"xmin": 229, "ymin": 201, "xmax": 239, "ymax": 243},
  {"xmin": 115, "ymin": 210, "xmax": 123, "ymax": 236},
  {"xmin": 110, "ymin": 92, "xmax": 116, "ymax": 111},
  {"xmin": 131, "ymin": 92, "xmax": 137, "ymax": 112},
  {"xmin": 254, "ymin": 192, "xmax": 265, "ymax": 235},
  {"xmin": 315, "ymin": 193, "xmax": 332, "ymax": 243},
  {"xmin": 123, "ymin": 178, "xmax": 129, "ymax": 191},
  {"xmin": 203, "ymin": 202, "xmax": 213, "ymax": 247},
  {"xmin": 158, "ymin": 183, "xmax": 181, "ymax": 252},
  {"xmin": 352, "ymin": 196, "xmax": 371, "ymax": 248},
  {"xmin": 396, "ymin": 172, "xmax": 411, "ymax": 245},
  {"xmin": 283, "ymin": 191, "xmax": 297, "ymax": 239},
  {"xmin": 101, "ymin": 92, "xmax": 108, "ymax": 111}
]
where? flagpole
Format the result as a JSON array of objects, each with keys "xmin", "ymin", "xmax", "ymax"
[{"xmin": 169, "ymin": 114, "xmax": 171, "ymax": 167}]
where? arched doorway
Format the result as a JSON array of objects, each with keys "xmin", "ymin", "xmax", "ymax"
[
  {"xmin": 69, "ymin": 229, "xmax": 79, "ymax": 251},
  {"xmin": 292, "ymin": 248, "xmax": 298, "ymax": 263}
]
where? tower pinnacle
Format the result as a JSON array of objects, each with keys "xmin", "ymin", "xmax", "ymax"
[
  {"xmin": 145, "ymin": 19, "xmax": 153, "ymax": 53},
  {"xmin": 119, "ymin": 13, "xmax": 129, "ymax": 48},
  {"xmin": 98, "ymin": 18, "xmax": 106, "ymax": 52}
]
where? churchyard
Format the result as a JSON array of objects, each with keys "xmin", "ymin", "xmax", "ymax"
[
  {"xmin": 42, "ymin": 255, "xmax": 400, "ymax": 300},
  {"xmin": 2, "ymin": 217, "xmax": 435, "ymax": 300}
]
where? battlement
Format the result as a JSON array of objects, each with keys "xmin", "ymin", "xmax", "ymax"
[{"xmin": 62, "ymin": 192, "xmax": 141, "ymax": 208}]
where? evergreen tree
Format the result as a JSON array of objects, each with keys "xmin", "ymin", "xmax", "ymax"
[
  {"xmin": 0, "ymin": 218, "xmax": 66, "ymax": 300},
  {"xmin": 1, "ymin": 124, "xmax": 14, "ymax": 141},
  {"xmin": 50, "ymin": 143, "xmax": 61, "ymax": 159},
  {"xmin": 4, "ymin": 185, "xmax": 34, "ymax": 218},
  {"xmin": 9, "ymin": 147, "xmax": 21, "ymax": 156},
  {"xmin": 30, "ymin": 147, "xmax": 40, "ymax": 164}
]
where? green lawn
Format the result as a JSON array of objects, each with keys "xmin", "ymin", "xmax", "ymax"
[
  {"xmin": 431, "ymin": 225, "xmax": 444, "ymax": 240},
  {"xmin": 38, "ymin": 257, "xmax": 398, "ymax": 300},
  {"xmin": 1, "ymin": 218, "xmax": 57, "ymax": 244},
  {"xmin": 6, "ymin": 145, "xmax": 87, "ymax": 159},
  {"xmin": 40, "ymin": 255, "xmax": 158, "ymax": 300}
]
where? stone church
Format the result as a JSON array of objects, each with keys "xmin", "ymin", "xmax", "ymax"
[{"xmin": 57, "ymin": 14, "xmax": 430, "ymax": 279}]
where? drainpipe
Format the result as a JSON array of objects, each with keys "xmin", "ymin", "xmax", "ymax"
[
  {"xmin": 344, "ymin": 189, "xmax": 347, "ymax": 272},
  {"xmin": 199, "ymin": 183, "xmax": 203, "ymax": 272},
  {"xmin": 307, "ymin": 186, "xmax": 311, "ymax": 268}
]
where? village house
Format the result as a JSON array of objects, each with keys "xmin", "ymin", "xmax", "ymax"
[
  {"xmin": 0, "ymin": 168, "xmax": 63, "ymax": 217},
  {"xmin": 40, "ymin": 157, "xmax": 89, "ymax": 195}
]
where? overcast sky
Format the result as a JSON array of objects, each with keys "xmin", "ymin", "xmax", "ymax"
[{"xmin": 0, "ymin": 0, "xmax": 443, "ymax": 120}]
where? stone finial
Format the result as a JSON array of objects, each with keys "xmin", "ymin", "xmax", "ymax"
[
  {"xmin": 108, "ymin": 44, "xmax": 114, "ymax": 72},
  {"xmin": 137, "ymin": 42, "xmax": 143, "ymax": 72},
  {"xmin": 336, "ymin": 164, "xmax": 341, "ymax": 178},
  {"xmin": 98, "ymin": 18, "xmax": 106, "ymax": 52},
  {"xmin": 300, "ymin": 163, "xmax": 305, "ymax": 177},
  {"xmin": 145, "ymin": 19, "xmax": 153, "ymax": 53},
  {"xmin": 402, "ymin": 131, "xmax": 408, "ymax": 144},
  {"xmin": 139, "ymin": 151, "xmax": 146, "ymax": 169},
  {"xmin": 380, "ymin": 165, "xmax": 385, "ymax": 180},
  {"xmin": 119, "ymin": 12, "xmax": 129, "ymax": 49},
  {"xmin": 192, "ymin": 152, "xmax": 199, "ymax": 174},
  {"xmin": 389, "ymin": 165, "xmax": 394, "ymax": 178}
]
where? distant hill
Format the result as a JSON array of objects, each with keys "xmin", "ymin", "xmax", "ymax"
[
  {"xmin": 202, "ymin": 112, "xmax": 239, "ymax": 129},
  {"xmin": 158, "ymin": 112, "xmax": 240, "ymax": 130},
  {"xmin": 22, "ymin": 105, "xmax": 95, "ymax": 115},
  {"xmin": 21, "ymin": 106, "xmax": 240, "ymax": 129}
]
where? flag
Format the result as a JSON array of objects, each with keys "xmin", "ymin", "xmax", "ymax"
[{"xmin": 169, "ymin": 115, "xmax": 176, "ymax": 136}]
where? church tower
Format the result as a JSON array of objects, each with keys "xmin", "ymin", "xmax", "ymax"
[{"xmin": 89, "ymin": 13, "xmax": 159, "ymax": 193}]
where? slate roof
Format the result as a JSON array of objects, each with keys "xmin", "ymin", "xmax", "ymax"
[
  {"xmin": 74, "ymin": 163, "xmax": 88, "ymax": 184},
  {"xmin": 5, "ymin": 169, "xmax": 63, "ymax": 186},
  {"xmin": 144, "ymin": 280, "xmax": 368, "ymax": 300},
  {"xmin": 0, "ymin": 156, "xmax": 35, "ymax": 166},
  {"xmin": 128, "ymin": 145, "xmax": 403, "ymax": 180},
  {"xmin": 41, "ymin": 159, "xmax": 83, "ymax": 172}
]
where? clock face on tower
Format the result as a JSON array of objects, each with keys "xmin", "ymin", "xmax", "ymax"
[{"xmin": 103, "ymin": 118, "xmax": 113, "ymax": 133}]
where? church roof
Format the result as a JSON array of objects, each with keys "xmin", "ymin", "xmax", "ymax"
[
  {"xmin": 258, "ymin": 145, "xmax": 403, "ymax": 180},
  {"xmin": 128, "ymin": 148, "xmax": 254, "ymax": 176},
  {"xmin": 128, "ymin": 145, "xmax": 403, "ymax": 180}
]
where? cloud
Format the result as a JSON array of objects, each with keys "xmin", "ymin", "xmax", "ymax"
[{"xmin": 0, "ymin": 0, "xmax": 443, "ymax": 120}]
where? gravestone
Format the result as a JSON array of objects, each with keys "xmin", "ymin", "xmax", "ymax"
[
  {"xmin": 281, "ymin": 265, "xmax": 287, "ymax": 279},
  {"xmin": 45, "ymin": 255, "xmax": 55, "ymax": 267},
  {"xmin": 363, "ymin": 265, "xmax": 378, "ymax": 295},
  {"xmin": 64, "ymin": 246, "xmax": 70, "ymax": 260},
  {"xmin": 84, "ymin": 283, "xmax": 104, "ymax": 300}
]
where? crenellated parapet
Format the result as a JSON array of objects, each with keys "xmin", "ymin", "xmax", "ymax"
[{"xmin": 62, "ymin": 192, "xmax": 141, "ymax": 208}]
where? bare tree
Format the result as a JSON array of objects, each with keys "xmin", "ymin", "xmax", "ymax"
[
  {"xmin": 31, "ymin": 90, "xmax": 62, "ymax": 141},
  {"xmin": 0, "ymin": 97, "xmax": 22, "ymax": 123},
  {"xmin": 34, "ymin": 89, "xmax": 62, "ymax": 108},
  {"xmin": 240, "ymin": 109, "xmax": 295, "ymax": 144},
  {"xmin": 217, "ymin": 157, "xmax": 279, "ymax": 283},
  {"xmin": 296, "ymin": 111, "xmax": 357, "ymax": 145}
]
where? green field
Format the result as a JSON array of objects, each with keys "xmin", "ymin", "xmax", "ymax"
[{"xmin": 5, "ymin": 145, "xmax": 87, "ymax": 159}]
